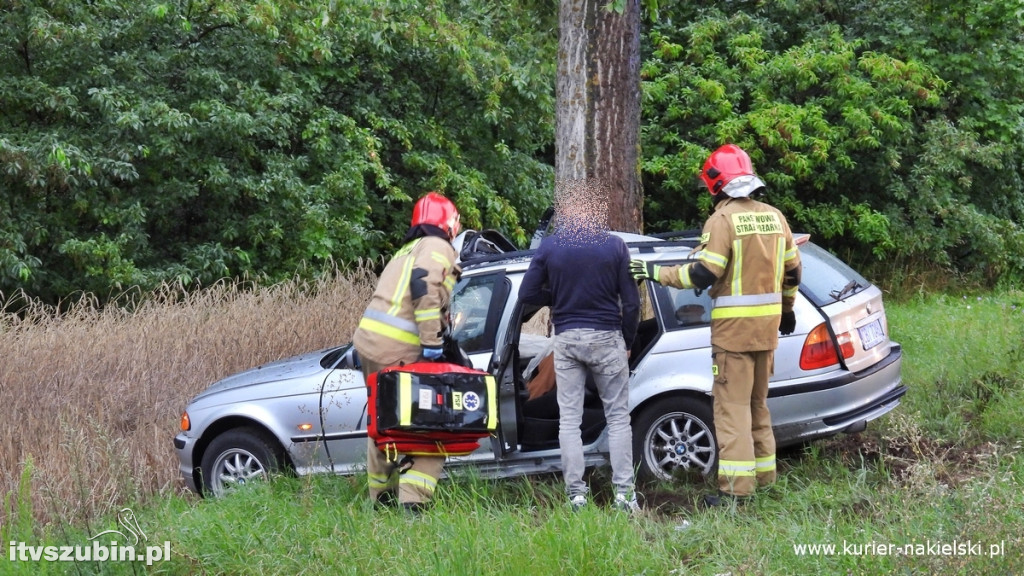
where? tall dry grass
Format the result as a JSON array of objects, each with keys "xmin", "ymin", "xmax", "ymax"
[{"xmin": 0, "ymin": 266, "xmax": 377, "ymax": 527}]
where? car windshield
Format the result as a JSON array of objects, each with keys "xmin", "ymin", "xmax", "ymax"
[{"xmin": 798, "ymin": 242, "xmax": 873, "ymax": 306}]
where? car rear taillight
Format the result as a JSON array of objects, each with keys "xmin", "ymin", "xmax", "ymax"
[
  {"xmin": 836, "ymin": 331, "xmax": 855, "ymax": 360},
  {"xmin": 799, "ymin": 323, "xmax": 849, "ymax": 370}
]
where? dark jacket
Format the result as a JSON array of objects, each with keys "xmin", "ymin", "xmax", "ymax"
[{"xmin": 518, "ymin": 227, "xmax": 640, "ymax": 348}]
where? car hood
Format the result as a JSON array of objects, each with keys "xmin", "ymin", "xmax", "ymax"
[{"xmin": 193, "ymin": 348, "xmax": 333, "ymax": 401}]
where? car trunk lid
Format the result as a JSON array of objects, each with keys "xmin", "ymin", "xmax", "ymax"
[{"xmin": 818, "ymin": 285, "xmax": 892, "ymax": 373}]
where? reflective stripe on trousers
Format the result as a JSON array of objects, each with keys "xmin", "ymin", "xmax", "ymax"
[
  {"xmin": 712, "ymin": 346, "xmax": 777, "ymax": 496},
  {"xmin": 361, "ymin": 357, "xmax": 444, "ymax": 505}
]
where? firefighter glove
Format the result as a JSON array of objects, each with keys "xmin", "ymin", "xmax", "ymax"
[
  {"xmin": 422, "ymin": 346, "xmax": 444, "ymax": 360},
  {"xmin": 779, "ymin": 311, "xmax": 796, "ymax": 336},
  {"xmin": 629, "ymin": 259, "xmax": 661, "ymax": 283}
]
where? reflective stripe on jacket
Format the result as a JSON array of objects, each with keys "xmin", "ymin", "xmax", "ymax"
[{"xmin": 353, "ymin": 236, "xmax": 459, "ymax": 366}]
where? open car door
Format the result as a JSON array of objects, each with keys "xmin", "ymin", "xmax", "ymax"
[
  {"xmin": 446, "ymin": 268, "xmax": 512, "ymax": 458},
  {"xmin": 487, "ymin": 323, "xmax": 523, "ymax": 456}
]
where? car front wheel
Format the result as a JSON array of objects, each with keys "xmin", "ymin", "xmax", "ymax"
[
  {"xmin": 200, "ymin": 427, "xmax": 285, "ymax": 497},
  {"xmin": 633, "ymin": 397, "xmax": 717, "ymax": 483}
]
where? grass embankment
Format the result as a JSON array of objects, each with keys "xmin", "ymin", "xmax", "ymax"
[{"xmin": 1, "ymin": 280, "xmax": 1022, "ymax": 575}]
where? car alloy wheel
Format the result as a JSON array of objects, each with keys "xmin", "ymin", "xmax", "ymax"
[
  {"xmin": 633, "ymin": 398, "xmax": 716, "ymax": 482},
  {"xmin": 200, "ymin": 427, "xmax": 282, "ymax": 497}
]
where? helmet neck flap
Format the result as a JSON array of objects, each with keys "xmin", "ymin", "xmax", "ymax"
[{"xmin": 701, "ymin": 144, "xmax": 765, "ymax": 199}]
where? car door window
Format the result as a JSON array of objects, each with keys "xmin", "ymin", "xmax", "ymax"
[
  {"xmin": 662, "ymin": 285, "xmax": 711, "ymax": 328},
  {"xmin": 449, "ymin": 272, "xmax": 507, "ymax": 355}
]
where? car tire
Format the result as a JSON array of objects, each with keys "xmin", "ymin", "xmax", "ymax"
[
  {"xmin": 200, "ymin": 427, "xmax": 285, "ymax": 497},
  {"xmin": 633, "ymin": 397, "xmax": 717, "ymax": 483}
]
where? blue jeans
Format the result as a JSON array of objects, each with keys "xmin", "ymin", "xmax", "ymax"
[{"xmin": 554, "ymin": 328, "xmax": 634, "ymax": 498}]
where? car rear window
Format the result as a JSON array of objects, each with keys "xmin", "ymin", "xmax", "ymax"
[{"xmin": 798, "ymin": 242, "xmax": 873, "ymax": 307}]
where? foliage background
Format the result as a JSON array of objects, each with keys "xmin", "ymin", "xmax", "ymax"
[
  {"xmin": 640, "ymin": 0, "xmax": 1024, "ymax": 285},
  {"xmin": 1, "ymin": 0, "xmax": 557, "ymax": 304},
  {"xmin": 2, "ymin": 0, "xmax": 1023, "ymax": 305}
]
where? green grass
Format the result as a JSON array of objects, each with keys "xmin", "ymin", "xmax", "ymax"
[
  {"xmin": 3, "ymin": 287, "xmax": 1024, "ymax": 575},
  {"xmin": 885, "ymin": 291, "xmax": 1024, "ymax": 444},
  {"xmin": 7, "ymin": 453, "xmax": 1022, "ymax": 575}
]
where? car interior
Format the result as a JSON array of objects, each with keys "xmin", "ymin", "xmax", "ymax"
[
  {"xmin": 453, "ymin": 228, "xmax": 712, "ymax": 453},
  {"xmin": 513, "ymin": 304, "xmax": 607, "ymax": 451}
]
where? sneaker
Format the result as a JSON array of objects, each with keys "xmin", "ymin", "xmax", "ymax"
[
  {"xmin": 568, "ymin": 494, "xmax": 588, "ymax": 511},
  {"xmin": 613, "ymin": 493, "xmax": 641, "ymax": 514}
]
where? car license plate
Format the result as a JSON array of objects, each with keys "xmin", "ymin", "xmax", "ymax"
[{"xmin": 858, "ymin": 319, "xmax": 885, "ymax": 350}]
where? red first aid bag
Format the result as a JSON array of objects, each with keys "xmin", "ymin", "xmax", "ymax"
[{"xmin": 367, "ymin": 361, "xmax": 498, "ymax": 457}]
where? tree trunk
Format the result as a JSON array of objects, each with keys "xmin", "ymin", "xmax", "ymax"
[{"xmin": 556, "ymin": 0, "xmax": 643, "ymax": 233}]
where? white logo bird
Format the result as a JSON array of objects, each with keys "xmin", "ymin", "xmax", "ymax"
[{"xmin": 88, "ymin": 507, "xmax": 147, "ymax": 546}]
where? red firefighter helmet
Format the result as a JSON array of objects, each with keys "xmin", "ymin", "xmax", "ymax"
[
  {"xmin": 411, "ymin": 191, "xmax": 461, "ymax": 240},
  {"xmin": 700, "ymin": 144, "xmax": 766, "ymax": 198}
]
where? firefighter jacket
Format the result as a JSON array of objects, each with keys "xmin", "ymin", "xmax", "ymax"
[
  {"xmin": 353, "ymin": 235, "xmax": 460, "ymax": 366},
  {"xmin": 658, "ymin": 197, "xmax": 801, "ymax": 352}
]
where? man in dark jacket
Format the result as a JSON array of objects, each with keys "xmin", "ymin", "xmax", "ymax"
[{"xmin": 518, "ymin": 181, "xmax": 641, "ymax": 513}]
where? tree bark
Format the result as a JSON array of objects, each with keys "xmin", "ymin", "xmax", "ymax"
[{"xmin": 556, "ymin": 0, "xmax": 643, "ymax": 233}]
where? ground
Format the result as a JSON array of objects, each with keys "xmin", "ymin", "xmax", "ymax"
[{"xmin": 564, "ymin": 428, "xmax": 997, "ymax": 517}]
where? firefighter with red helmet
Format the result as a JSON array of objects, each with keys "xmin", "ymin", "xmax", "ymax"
[
  {"xmin": 630, "ymin": 144, "xmax": 802, "ymax": 506},
  {"xmin": 353, "ymin": 191, "xmax": 462, "ymax": 513}
]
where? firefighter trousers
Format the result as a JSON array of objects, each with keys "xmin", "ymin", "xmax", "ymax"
[
  {"xmin": 360, "ymin": 357, "xmax": 445, "ymax": 505},
  {"xmin": 711, "ymin": 346, "xmax": 777, "ymax": 496}
]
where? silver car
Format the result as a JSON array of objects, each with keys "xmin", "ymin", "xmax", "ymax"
[{"xmin": 174, "ymin": 228, "xmax": 905, "ymax": 496}]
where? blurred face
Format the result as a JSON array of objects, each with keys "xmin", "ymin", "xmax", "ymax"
[{"xmin": 554, "ymin": 179, "xmax": 609, "ymax": 231}]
